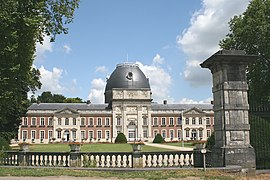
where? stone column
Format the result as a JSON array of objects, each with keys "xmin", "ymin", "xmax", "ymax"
[{"xmin": 200, "ymin": 50, "xmax": 256, "ymax": 172}]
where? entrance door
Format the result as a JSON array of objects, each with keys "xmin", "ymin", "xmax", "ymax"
[
  {"xmin": 64, "ymin": 130, "xmax": 70, "ymax": 141},
  {"xmin": 191, "ymin": 129, "xmax": 197, "ymax": 140},
  {"xmin": 128, "ymin": 130, "xmax": 136, "ymax": 141}
]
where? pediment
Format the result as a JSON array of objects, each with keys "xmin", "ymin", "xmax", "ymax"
[
  {"xmin": 184, "ymin": 107, "xmax": 205, "ymax": 115},
  {"xmin": 55, "ymin": 107, "xmax": 78, "ymax": 114}
]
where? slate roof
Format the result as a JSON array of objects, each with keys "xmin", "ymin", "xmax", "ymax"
[
  {"xmin": 28, "ymin": 103, "xmax": 109, "ymax": 111},
  {"xmin": 28, "ymin": 103, "xmax": 213, "ymax": 111},
  {"xmin": 151, "ymin": 103, "xmax": 213, "ymax": 111}
]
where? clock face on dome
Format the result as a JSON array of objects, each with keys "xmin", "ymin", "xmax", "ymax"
[{"xmin": 126, "ymin": 72, "xmax": 133, "ymax": 80}]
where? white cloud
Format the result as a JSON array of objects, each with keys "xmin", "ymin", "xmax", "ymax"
[
  {"xmin": 177, "ymin": 0, "xmax": 250, "ymax": 86},
  {"xmin": 136, "ymin": 61, "xmax": 172, "ymax": 103},
  {"xmin": 63, "ymin": 45, "xmax": 71, "ymax": 54},
  {"xmin": 153, "ymin": 54, "xmax": 164, "ymax": 64},
  {"xmin": 35, "ymin": 35, "xmax": 53, "ymax": 62},
  {"xmin": 179, "ymin": 97, "xmax": 212, "ymax": 104},
  {"xmin": 95, "ymin": 66, "xmax": 108, "ymax": 73},
  {"xmin": 38, "ymin": 66, "xmax": 65, "ymax": 94},
  {"xmin": 88, "ymin": 78, "xmax": 106, "ymax": 103}
]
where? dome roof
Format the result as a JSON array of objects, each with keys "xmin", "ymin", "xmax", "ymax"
[{"xmin": 104, "ymin": 63, "xmax": 150, "ymax": 103}]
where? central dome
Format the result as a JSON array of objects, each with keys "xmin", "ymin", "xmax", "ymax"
[{"xmin": 104, "ymin": 63, "xmax": 150, "ymax": 103}]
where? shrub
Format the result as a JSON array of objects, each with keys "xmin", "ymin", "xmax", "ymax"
[
  {"xmin": 0, "ymin": 136, "xmax": 10, "ymax": 150},
  {"xmin": 153, "ymin": 134, "xmax": 165, "ymax": 143},
  {"xmin": 114, "ymin": 133, "xmax": 127, "ymax": 143},
  {"xmin": 206, "ymin": 132, "xmax": 215, "ymax": 149}
]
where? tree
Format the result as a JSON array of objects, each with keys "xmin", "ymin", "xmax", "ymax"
[
  {"xmin": 220, "ymin": 0, "xmax": 270, "ymax": 103},
  {"xmin": 153, "ymin": 134, "xmax": 165, "ymax": 143},
  {"xmin": 64, "ymin": 97, "xmax": 83, "ymax": 103},
  {"xmin": 0, "ymin": 0, "xmax": 80, "ymax": 141},
  {"xmin": 114, "ymin": 133, "xmax": 127, "ymax": 144},
  {"xmin": 37, "ymin": 91, "xmax": 54, "ymax": 103}
]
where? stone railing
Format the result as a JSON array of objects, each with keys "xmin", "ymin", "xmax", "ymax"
[{"xmin": 0, "ymin": 150, "xmax": 194, "ymax": 168}]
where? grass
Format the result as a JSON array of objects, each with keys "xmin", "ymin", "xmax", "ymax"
[
  {"xmin": 0, "ymin": 167, "xmax": 237, "ymax": 179},
  {"xmin": 12, "ymin": 143, "xmax": 173, "ymax": 152}
]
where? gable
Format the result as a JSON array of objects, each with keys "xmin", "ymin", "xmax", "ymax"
[
  {"xmin": 184, "ymin": 107, "xmax": 205, "ymax": 115},
  {"xmin": 55, "ymin": 107, "xmax": 78, "ymax": 114}
]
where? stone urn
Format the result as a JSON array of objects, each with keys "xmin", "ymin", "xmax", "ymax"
[
  {"xmin": 69, "ymin": 143, "xmax": 82, "ymax": 152},
  {"xmin": 19, "ymin": 143, "xmax": 30, "ymax": 152},
  {"xmin": 131, "ymin": 142, "xmax": 144, "ymax": 152}
]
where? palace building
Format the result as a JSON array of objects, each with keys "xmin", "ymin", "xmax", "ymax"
[{"xmin": 18, "ymin": 63, "xmax": 214, "ymax": 144}]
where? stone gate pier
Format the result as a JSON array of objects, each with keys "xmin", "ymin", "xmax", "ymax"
[{"xmin": 200, "ymin": 50, "xmax": 257, "ymax": 173}]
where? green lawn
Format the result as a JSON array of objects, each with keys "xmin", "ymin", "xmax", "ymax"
[
  {"xmin": 12, "ymin": 143, "xmax": 173, "ymax": 152},
  {"xmin": 0, "ymin": 167, "xmax": 237, "ymax": 179}
]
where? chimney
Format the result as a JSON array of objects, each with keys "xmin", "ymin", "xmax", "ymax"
[
  {"xmin": 37, "ymin": 101, "xmax": 41, "ymax": 105},
  {"xmin": 163, "ymin": 100, "xmax": 167, "ymax": 105},
  {"xmin": 86, "ymin": 100, "xmax": 91, "ymax": 104}
]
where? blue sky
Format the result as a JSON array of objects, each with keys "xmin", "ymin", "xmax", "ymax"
[{"xmin": 33, "ymin": 0, "xmax": 250, "ymax": 104}]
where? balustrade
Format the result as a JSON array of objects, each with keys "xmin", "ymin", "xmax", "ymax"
[{"xmin": 1, "ymin": 151, "xmax": 193, "ymax": 168}]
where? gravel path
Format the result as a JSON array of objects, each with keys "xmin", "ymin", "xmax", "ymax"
[{"xmin": 144, "ymin": 142, "xmax": 193, "ymax": 151}]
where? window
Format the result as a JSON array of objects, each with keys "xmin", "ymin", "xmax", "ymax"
[
  {"xmin": 117, "ymin": 118, "xmax": 121, "ymax": 125},
  {"xmin": 186, "ymin": 130, "xmax": 190, "ymax": 138},
  {"xmin": 206, "ymin": 118, "xmax": 210, "ymax": 125},
  {"xmin": 31, "ymin": 118, "xmax": 36, "ymax": 126},
  {"xmin": 48, "ymin": 118, "xmax": 53, "ymax": 126},
  {"xmin": 162, "ymin": 130, "xmax": 166, "ymax": 138},
  {"xmin": 57, "ymin": 131, "xmax": 61, "ymax": 139},
  {"xmin": 207, "ymin": 130, "xmax": 211, "ymax": 137},
  {"xmin": 40, "ymin": 131, "xmax": 45, "ymax": 140},
  {"xmin": 65, "ymin": 118, "xmax": 69, "ymax": 125},
  {"xmin": 22, "ymin": 131, "xmax": 27, "ymax": 140},
  {"xmin": 97, "ymin": 130, "xmax": 102, "ymax": 139},
  {"xmin": 169, "ymin": 118, "xmax": 174, "ymax": 125},
  {"xmin": 170, "ymin": 130, "xmax": 174, "ymax": 139},
  {"xmin": 185, "ymin": 118, "xmax": 189, "ymax": 125},
  {"xmin": 153, "ymin": 118, "xmax": 158, "ymax": 126},
  {"xmin": 31, "ymin": 131, "xmax": 36, "ymax": 139},
  {"xmin": 161, "ymin": 118, "xmax": 166, "ymax": 125},
  {"xmin": 23, "ymin": 118, "xmax": 28, "ymax": 126},
  {"xmin": 154, "ymin": 130, "xmax": 158, "ymax": 137},
  {"xmin": 89, "ymin": 131, "xmax": 94, "ymax": 139},
  {"xmin": 89, "ymin": 118, "xmax": 93, "ymax": 126},
  {"xmin": 177, "ymin": 130, "xmax": 182, "ymax": 139},
  {"xmin": 81, "ymin": 118, "xmax": 85, "ymax": 126},
  {"xmin": 105, "ymin": 130, "xmax": 110, "ymax": 139},
  {"xmin": 73, "ymin": 118, "xmax": 76, "ymax": 125},
  {"xmin": 40, "ymin": 118, "xmax": 45, "ymax": 126},
  {"xmin": 143, "ymin": 129, "xmax": 148, "ymax": 138},
  {"xmin": 72, "ymin": 131, "xmax": 76, "ymax": 139},
  {"xmin": 199, "ymin": 118, "xmax": 202, "ymax": 125},
  {"xmin": 58, "ymin": 118, "xmax": 62, "ymax": 125},
  {"xmin": 199, "ymin": 130, "xmax": 203, "ymax": 138},
  {"xmin": 105, "ymin": 118, "xmax": 110, "ymax": 126},
  {"xmin": 97, "ymin": 118, "xmax": 102, "ymax": 126},
  {"xmin": 192, "ymin": 118, "xmax": 196, "ymax": 125},
  {"xmin": 143, "ymin": 117, "xmax": 147, "ymax": 125},
  {"xmin": 177, "ymin": 117, "xmax": 182, "ymax": 125},
  {"xmin": 48, "ymin": 131, "xmax": 53, "ymax": 139},
  {"xmin": 81, "ymin": 131, "xmax": 85, "ymax": 139}
]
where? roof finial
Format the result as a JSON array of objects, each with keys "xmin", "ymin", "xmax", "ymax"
[{"xmin": 126, "ymin": 53, "xmax": 129, "ymax": 63}]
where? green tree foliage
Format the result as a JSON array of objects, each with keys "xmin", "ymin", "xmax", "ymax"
[
  {"xmin": 153, "ymin": 133, "xmax": 165, "ymax": 143},
  {"xmin": 114, "ymin": 133, "xmax": 127, "ymax": 144},
  {"xmin": 0, "ymin": 136, "xmax": 11, "ymax": 151},
  {"xmin": 220, "ymin": 0, "xmax": 270, "ymax": 103},
  {"xmin": 63, "ymin": 97, "xmax": 83, "ymax": 103},
  {"xmin": 0, "ymin": 0, "xmax": 79, "ymax": 141},
  {"xmin": 37, "ymin": 91, "xmax": 83, "ymax": 103},
  {"xmin": 206, "ymin": 132, "xmax": 215, "ymax": 149}
]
